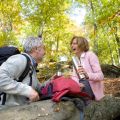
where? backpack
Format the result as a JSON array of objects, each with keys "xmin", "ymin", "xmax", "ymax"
[
  {"xmin": 0, "ymin": 46, "xmax": 20, "ymax": 65},
  {"xmin": 0, "ymin": 46, "xmax": 33, "ymax": 105}
]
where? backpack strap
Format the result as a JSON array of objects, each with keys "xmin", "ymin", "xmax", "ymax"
[
  {"xmin": 18, "ymin": 54, "xmax": 32, "ymax": 83},
  {"xmin": 1, "ymin": 93, "xmax": 6, "ymax": 105},
  {"xmin": 0, "ymin": 92, "xmax": 6, "ymax": 105}
]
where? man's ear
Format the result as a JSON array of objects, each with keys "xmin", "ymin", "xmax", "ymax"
[{"xmin": 30, "ymin": 47, "xmax": 37, "ymax": 53}]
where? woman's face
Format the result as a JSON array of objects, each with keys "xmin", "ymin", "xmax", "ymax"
[{"xmin": 71, "ymin": 38, "xmax": 81, "ymax": 55}]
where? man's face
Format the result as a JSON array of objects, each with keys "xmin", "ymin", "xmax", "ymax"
[{"xmin": 36, "ymin": 45, "xmax": 45, "ymax": 61}]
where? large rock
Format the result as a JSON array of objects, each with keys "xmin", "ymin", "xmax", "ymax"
[
  {"xmin": 0, "ymin": 96, "xmax": 120, "ymax": 120},
  {"xmin": 84, "ymin": 96, "xmax": 120, "ymax": 120},
  {"xmin": 0, "ymin": 100, "xmax": 80, "ymax": 120}
]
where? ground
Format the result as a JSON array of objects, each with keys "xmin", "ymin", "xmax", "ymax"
[{"xmin": 104, "ymin": 78, "xmax": 120, "ymax": 96}]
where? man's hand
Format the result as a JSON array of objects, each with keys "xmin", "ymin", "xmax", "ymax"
[{"xmin": 29, "ymin": 88, "xmax": 40, "ymax": 102}]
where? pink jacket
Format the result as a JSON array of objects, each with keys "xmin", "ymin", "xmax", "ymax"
[{"xmin": 71, "ymin": 51, "xmax": 104, "ymax": 101}]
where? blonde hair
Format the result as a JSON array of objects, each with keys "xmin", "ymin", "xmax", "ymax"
[{"xmin": 70, "ymin": 36, "xmax": 89, "ymax": 52}]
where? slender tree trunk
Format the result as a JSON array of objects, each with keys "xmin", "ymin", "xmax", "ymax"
[
  {"xmin": 103, "ymin": 24, "xmax": 117, "ymax": 65},
  {"xmin": 107, "ymin": 38, "xmax": 115, "ymax": 65},
  {"xmin": 114, "ymin": 27, "xmax": 120, "ymax": 64},
  {"xmin": 89, "ymin": 0, "xmax": 98, "ymax": 55},
  {"xmin": 56, "ymin": 35, "xmax": 59, "ymax": 52}
]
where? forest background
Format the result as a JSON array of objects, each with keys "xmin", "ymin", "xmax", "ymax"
[
  {"xmin": 0, "ymin": 1, "xmax": 120, "ymax": 119},
  {"xmin": 0, "ymin": 0, "xmax": 120, "ymax": 79}
]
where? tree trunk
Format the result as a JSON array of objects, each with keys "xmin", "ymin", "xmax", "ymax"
[{"xmin": 0, "ymin": 96, "xmax": 120, "ymax": 120}]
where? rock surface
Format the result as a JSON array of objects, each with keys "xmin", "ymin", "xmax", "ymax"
[{"xmin": 0, "ymin": 96, "xmax": 120, "ymax": 120}]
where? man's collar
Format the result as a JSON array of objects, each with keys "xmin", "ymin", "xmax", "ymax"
[{"xmin": 27, "ymin": 53, "xmax": 38, "ymax": 68}]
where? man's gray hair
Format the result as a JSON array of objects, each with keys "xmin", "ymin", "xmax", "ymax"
[{"xmin": 23, "ymin": 36, "xmax": 43, "ymax": 53}]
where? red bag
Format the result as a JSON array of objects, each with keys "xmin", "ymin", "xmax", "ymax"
[{"xmin": 51, "ymin": 76, "xmax": 91, "ymax": 102}]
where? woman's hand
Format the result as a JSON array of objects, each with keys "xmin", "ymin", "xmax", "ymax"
[
  {"xmin": 79, "ymin": 83, "xmax": 85, "ymax": 88},
  {"xmin": 77, "ymin": 66, "xmax": 89, "ymax": 79},
  {"xmin": 77, "ymin": 66, "xmax": 85, "ymax": 74}
]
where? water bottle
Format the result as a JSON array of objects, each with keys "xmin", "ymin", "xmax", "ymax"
[
  {"xmin": 56, "ymin": 63, "xmax": 62, "ymax": 76},
  {"xmin": 72, "ymin": 56, "xmax": 85, "ymax": 79}
]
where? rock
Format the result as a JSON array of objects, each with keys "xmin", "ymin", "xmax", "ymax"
[
  {"xmin": 101, "ymin": 64, "xmax": 120, "ymax": 78},
  {"xmin": 84, "ymin": 95, "xmax": 120, "ymax": 120},
  {"xmin": 0, "ymin": 100, "xmax": 80, "ymax": 120},
  {"xmin": 0, "ymin": 96, "xmax": 120, "ymax": 120}
]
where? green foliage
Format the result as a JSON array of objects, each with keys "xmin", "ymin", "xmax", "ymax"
[
  {"xmin": 0, "ymin": 0, "xmax": 119, "ymax": 66},
  {"xmin": 76, "ymin": 0, "xmax": 120, "ymax": 65},
  {"xmin": 0, "ymin": 0, "xmax": 22, "ymax": 47}
]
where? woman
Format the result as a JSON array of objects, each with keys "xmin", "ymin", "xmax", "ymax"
[{"xmin": 70, "ymin": 36, "xmax": 104, "ymax": 101}]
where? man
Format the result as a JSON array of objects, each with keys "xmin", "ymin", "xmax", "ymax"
[{"xmin": 0, "ymin": 36, "xmax": 45, "ymax": 108}]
